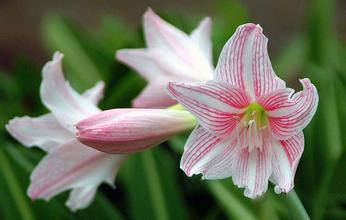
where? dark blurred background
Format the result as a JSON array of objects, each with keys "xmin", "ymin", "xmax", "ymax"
[{"xmin": 1, "ymin": 0, "xmax": 345, "ymax": 70}]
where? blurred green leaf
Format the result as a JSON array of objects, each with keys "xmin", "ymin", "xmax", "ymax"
[
  {"xmin": 0, "ymin": 145, "xmax": 35, "ymax": 220},
  {"xmin": 120, "ymin": 147, "xmax": 188, "ymax": 220},
  {"xmin": 42, "ymin": 15, "xmax": 102, "ymax": 90}
]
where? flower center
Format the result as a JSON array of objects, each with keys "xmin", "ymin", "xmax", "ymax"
[{"xmin": 236, "ymin": 103, "xmax": 269, "ymax": 152}]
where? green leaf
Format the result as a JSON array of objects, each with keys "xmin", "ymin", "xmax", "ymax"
[
  {"xmin": 120, "ymin": 148, "xmax": 188, "ymax": 220},
  {"xmin": 42, "ymin": 15, "xmax": 102, "ymax": 90},
  {"xmin": 0, "ymin": 145, "xmax": 35, "ymax": 220}
]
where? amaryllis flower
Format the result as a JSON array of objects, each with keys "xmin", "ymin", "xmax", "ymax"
[
  {"xmin": 117, "ymin": 8, "xmax": 214, "ymax": 108},
  {"xmin": 6, "ymin": 52, "xmax": 126, "ymax": 211},
  {"xmin": 76, "ymin": 108, "xmax": 196, "ymax": 154},
  {"xmin": 167, "ymin": 23, "xmax": 318, "ymax": 198}
]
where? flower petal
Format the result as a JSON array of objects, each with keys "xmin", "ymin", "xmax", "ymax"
[
  {"xmin": 267, "ymin": 79, "xmax": 318, "ymax": 139},
  {"xmin": 66, "ymin": 186, "xmax": 97, "ymax": 212},
  {"xmin": 132, "ymin": 80, "xmax": 177, "ymax": 108},
  {"xmin": 40, "ymin": 52, "xmax": 100, "ymax": 131},
  {"xmin": 190, "ymin": 17, "xmax": 213, "ymax": 64},
  {"xmin": 231, "ymin": 146, "xmax": 272, "ymax": 198},
  {"xmin": 143, "ymin": 8, "xmax": 213, "ymax": 79},
  {"xmin": 76, "ymin": 109, "xmax": 196, "ymax": 154},
  {"xmin": 215, "ymin": 23, "xmax": 285, "ymax": 98},
  {"xmin": 180, "ymin": 126, "xmax": 236, "ymax": 178},
  {"xmin": 271, "ymin": 132, "xmax": 304, "ymax": 194},
  {"xmin": 28, "ymin": 140, "xmax": 125, "ymax": 202},
  {"xmin": 82, "ymin": 81, "xmax": 105, "ymax": 105},
  {"xmin": 167, "ymin": 81, "xmax": 250, "ymax": 137},
  {"xmin": 116, "ymin": 49, "xmax": 164, "ymax": 81},
  {"xmin": 116, "ymin": 48, "xmax": 211, "ymax": 107},
  {"xmin": 6, "ymin": 114, "xmax": 71, "ymax": 152},
  {"xmin": 257, "ymin": 88, "xmax": 294, "ymax": 111}
]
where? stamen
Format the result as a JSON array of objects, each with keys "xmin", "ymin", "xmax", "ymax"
[{"xmin": 237, "ymin": 103, "xmax": 268, "ymax": 152}]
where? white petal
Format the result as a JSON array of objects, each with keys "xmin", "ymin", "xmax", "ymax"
[
  {"xmin": 271, "ymin": 133, "xmax": 304, "ymax": 194},
  {"xmin": 6, "ymin": 114, "xmax": 71, "ymax": 152},
  {"xmin": 190, "ymin": 17, "xmax": 213, "ymax": 64},
  {"xmin": 231, "ymin": 146, "xmax": 272, "ymax": 198},
  {"xmin": 143, "ymin": 8, "xmax": 213, "ymax": 80},
  {"xmin": 132, "ymin": 80, "xmax": 177, "ymax": 108},
  {"xmin": 180, "ymin": 127, "xmax": 236, "ymax": 178},
  {"xmin": 267, "ymin": 79, "xmax": 319, "ymax": 139},
  {"xmin": 82, "ymin": 81, "xmax": 105, "ymax": 105},
  {"xmin": 168, "ymin": 81, "xmax": 250, "ymax": 138},
  {"xmin": 66, "ymin": 186, "xmax": 97, "ymax": 212},
  {"xmin": 40, "ymin": 52, "xmax": 100, "ymax": 131},
  {"xmin": 28, "ymin": 139, "xmax": 125, "ymax": 202},
  {"xmin": 215, "ymin": 23, "xmax": 285, "ymax": 98}
]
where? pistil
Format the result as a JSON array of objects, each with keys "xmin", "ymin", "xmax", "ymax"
[{"xmin": 238, "ymin": 103, "xmax": 268, "ymax": 152}]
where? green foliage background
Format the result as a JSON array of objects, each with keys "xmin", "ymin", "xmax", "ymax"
[{"xmin": 1, "ymin": 0, "xmax": 345, "ymax": 219}]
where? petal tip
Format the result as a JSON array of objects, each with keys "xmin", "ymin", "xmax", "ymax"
[{"xmin": 53, "ymin": 51, "xmax": 64, "ymax": 61}]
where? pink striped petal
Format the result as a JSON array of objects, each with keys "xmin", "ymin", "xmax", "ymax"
[
  {"xmin": 132, "ymin": 80, "xmax": 177, "ymax": 108},
  {"xmin": 215, "ymin": 23, "xmax": 285, "ymax": 99},
  {"xmin": 180, "ymin": 126, "xmax": 236, "ymax": 178},
  {"xmin": 257, "ymin": 88, "xmax": 294, "ymax": 111},
  {"xmin": 40, "ymin": 52, "xmax": 100, "ymax": 131},
  {"xmin": 143, "ymin": 8, "xmax": 212, "ymax": 77},
  {"xmin": 267, "ymin": 79, "xmax": 318, "ymax": 139},
  {"xmin": 271, "ymin": 132, "xmax": 304, "ymax": 194},
  {"xmin": 190, "ymin": 17, "xmax": 213, "ymax": 64},
  {"xmin": 167, "ymin": 81, "xmax": 250, "ymax": 138},
  {"xmin": 76, "ymin": 109, "xmax": 196, "ymax": 154},
  {"xmin": 82, "ymin": 81, "xmax": 105, "ymax": 105},
  {"xmin": 196, "ymin": 137, "xmax": 238, "ymax": 180},
  {"xmin": 231, "ymin": 143, "xmax": 272, "ymax": 198},
  {"xmin": 28, "ymin": 140, "xmax": 125, "ymax": 202},
  {"xmin": 6, "ymin": 114, "xmax": 71, "ymax": 152},
  {"xmin": 66, "ymin": 186, "xmax": 97, "ymax": 212}
]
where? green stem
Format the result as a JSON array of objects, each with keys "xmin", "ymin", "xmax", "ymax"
[
  {"xmin": 286, "ymin": 190, "xmax": 310, "ymax": 220},
  {"xmin": 0, "ymin": 148, "xmax": 35, "ymax": 220}
]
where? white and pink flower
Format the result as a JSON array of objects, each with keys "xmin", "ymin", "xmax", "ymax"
[
  {"xmin": 76, "ymin": 108, "xmax": 197, "ymax": 154},
  {"xmin": 6, "ymin": 52, "xmax": 126, "ymax": 211},
  {"xmin": 167, "ymin": 23, "xmax": 318, "ymax": 198},
  {"xmin": 116, "ymin": 8, "xmax": 214, "ymax": 108}
]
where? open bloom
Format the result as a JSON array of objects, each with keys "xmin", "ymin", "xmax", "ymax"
[
  {"xmin": 76, "ymin": 108, "xmax": 196, "ymax": 154},
  {"xmin": 6, "ymin": 52, "xmax": 126, "ymax": 211},
  {"xmin": 167, "ymin": 23, "xmax": 318, "ymax": 198},
  {"xmin": 117, "ymin": 8, "xmax": 214, "ymax": 108}
]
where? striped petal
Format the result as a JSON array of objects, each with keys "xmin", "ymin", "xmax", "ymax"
[
  {"xmin": 28, "ymin": 140, "xmax": 126, "ymax": 204},
  {"xmin": 215, "ymin": 23, "xmax": 285, "ymax": 99},
  {"xmin": 40, "ymin": 52, "xmax": 100, "ymax": 131},
  {"xmin": 77, "ymin": 109, "xmax": 196, "ymax": 154},
  {"xmin": 6, "ymin": 114, "xmax": 71, "ymax": 152},
  {"xmin": 231, "ymin": 142, "xmax": 272, "ymax": 198},
  {"xmin": 180, "ymin": 126, "xmax": 236, "ymax": 178},
  {"xmin": 257, "ymin": 88, "xmax": 294, "ymax": 111},
  {"xmin": 266, "ymin": 79, "xmax": 318, "ymax": 139},
  {"xmin": 167, "ymin": 81, "xmax": 250, "ymax": 138},
  {"xmin": 271, "ymin": 133, "xmax": 304, "ymax": 194}
]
